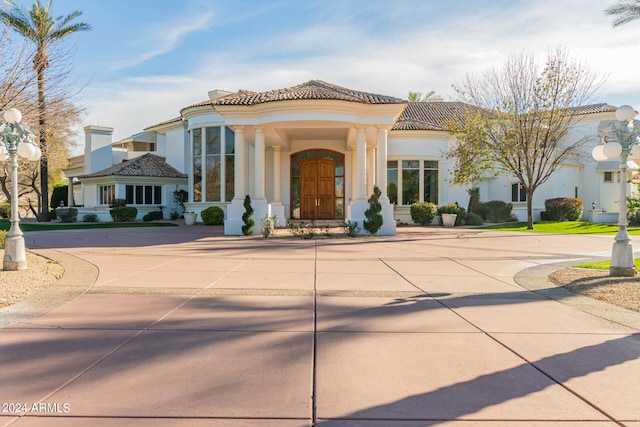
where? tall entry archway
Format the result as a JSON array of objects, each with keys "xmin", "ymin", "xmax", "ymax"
[{"xmin": 291, "ymin": 149, "xmax": 345, "ymax": 220}]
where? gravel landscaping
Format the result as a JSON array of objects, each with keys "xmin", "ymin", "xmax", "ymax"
[{"xmin": 0, "ymin": 252, "xmax": 64, "ymax": 308}]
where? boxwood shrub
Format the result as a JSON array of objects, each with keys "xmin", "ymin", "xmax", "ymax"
[
  {"xmin": 410, "ymin": 202, "xmax": 437, "ymax": 225},
  {"xmin": 142, "ymin": 211, "xmax": 163, "ymax": 222},
  {"xmin": 476, "ymin": 200, "xmax": 514, "ymax": 223},
  {"xmin": 201, "ymin": 206, "xmax": 225, "ymax": 225},
  {"xmin": 110, "ymin": 206, "xmax": 138, "ymax": 222},
  {"xmin": 544, "ymin": 198, "xmax": 583, "ymax": 221},
  {"xmin": 56, "ymin": 207, "xmax": 78, "ymax": 223}
]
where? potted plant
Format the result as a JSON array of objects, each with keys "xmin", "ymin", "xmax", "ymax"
[{"xmin": 184, "ymin": 212, "xmax": 197, "ymax": 225}]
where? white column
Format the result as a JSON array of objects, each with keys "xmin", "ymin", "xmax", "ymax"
[
  {"xmin": 376, "ymin": 127, "xmax": 388, "ymax": 201},
  {"xmin": 350, "ymin": 144, "xmax": 357, "ymax": 201},
  {"xmin": 367, "ymin": 146, "xmax": 375, "ymax": 197},
  {"xmin": 67, "ymin": 179, "xmax": 75, "ymax": 206},
  {"xmin": 233, "ymin": 126, "xmax": 245, "ymax": 201},
  {"xmin": 356, "ymin": 126, "xmax": 367, "ymax": 201},
  {"xmin": 254, "ymin": 126, "xmax": 266, "ymax": 201},
  {"xmin": 272, "ymin": 145, "xmax": 282, "ymax": 203}
]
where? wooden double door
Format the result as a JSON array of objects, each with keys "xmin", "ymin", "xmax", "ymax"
[{"xmin": 300, "ymin": 158, "xmax": 335, "ymax": 220}]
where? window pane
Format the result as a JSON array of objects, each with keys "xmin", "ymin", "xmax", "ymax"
[
  {"xmin": 193, "ymin": 129, "xmax": 202, "ymax": 156},
  {"xmin": 193, "ymin": 157, "xmax": 202, "ymax": 202},
  {"xmin": 154, "ymin": 186, "xmax": 162, "ymax": 204},
  {"xmin": 206, "ymin": 127, "xmax": 221, "ymax": 155},
  {"xmin": 424, "ymin": 169, "xmax": 438, "ymax": 204},
  {"xmin": 335, "ymin": 177, "xmax": 344, "ymax": 197},
  {"xmin": 126, "ymin": 185, "xmax": 134, "ymax": 205},
  {"xmin": 402, "ymin": 169, "xmax": 419, "ymax": 205},
  {"xmin": 225, "ymin": 127, "xmax": 235, "ymax": 154},
  {"xmin": 206, "ymin": 156, "xmax": 221, "ymax": 201},
  {"xmin": 387, "ymin": 169, "xmax": 398, "ymax": 204},
  {"xmin": 335, "ymin": 157, "xmax": 344, "ymax": 176},
  {"xmin": 135, "ymin": 185, "xmax": 143, "ymax": 204},
  {"xmin": 335, "ymin": 198, "xmax": 344, "ymax": 219},
  {"xmin": 144, "ymin": 186, "xmax": 152, "ymax": 204},
  {"xmin": 402, "ymin": 160, "xmax": 419, "ymax": 169},
  {"xmin": 225, "ymin": 155, "xmax": 234, "ymax": 202},
  {"xmin": 387, "ymin": 160, "xmax": 398, "ymax": 168},
  {"xmin": 424, "ymin": 160, "xmax": 438, "ymax": 170}
]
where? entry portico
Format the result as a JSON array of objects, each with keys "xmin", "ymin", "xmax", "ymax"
[{"xmin": 180, "ymin": 80, "xmax": 406, "ymax": 235}]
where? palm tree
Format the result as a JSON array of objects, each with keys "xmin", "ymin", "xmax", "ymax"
[
  {"xmin": 408, "ymin": 90, "xmax": 436, "ymax": 102},
  {"xmin": 0, "ymin": 0, "xmax": 90, "ymax": 220},
  {"xmin": 606, "ymin": 0, "xmax": 640, "ymax": 26}
]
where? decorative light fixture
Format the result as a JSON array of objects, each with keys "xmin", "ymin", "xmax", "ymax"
[
  {"xmin": 0, "ymin": 108, "xmax": 41, "ymax": 271},
  {"xmin": 592, "ymin": 104, "xmax": 640, "ymax": 277}
]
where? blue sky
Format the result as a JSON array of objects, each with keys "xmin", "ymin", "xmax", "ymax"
[{"xmin": 8, "ymin": 0, "xmax": 640, "ymax": 147}]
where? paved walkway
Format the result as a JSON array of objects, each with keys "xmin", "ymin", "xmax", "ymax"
[{"xmin": 1, "ymin": 225, "xmax": 640, "ymax": 426}]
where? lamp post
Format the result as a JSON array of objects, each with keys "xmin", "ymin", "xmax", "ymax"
[
  {"xmin": 592, "ymin": 105, "xmax": 640, "ymax": 277},
  {"xmin": 0, "ymin": 108, "xmax": 42, "ymax": 271}
]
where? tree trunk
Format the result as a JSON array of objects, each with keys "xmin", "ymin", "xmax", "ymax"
[
  {"xmin": 37, "ymin": 52, "xmax": 50, "ymax": 221},
  {"xmin": 526, "ymin": 189, "xmax": 534, "ymax": 230}
]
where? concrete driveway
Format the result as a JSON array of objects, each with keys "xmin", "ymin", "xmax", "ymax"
[{"xmin": 1, "ymin": 225, "xmax": 639, "ymax": 426}]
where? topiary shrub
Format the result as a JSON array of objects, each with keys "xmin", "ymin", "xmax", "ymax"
[
  {"xmin": 110, "ymin": 206, "xmax": 138, "ymax": 222},
  {"xmin": 437, "ymin": 204, "xmax": 466, "ymax": 226},
  {"xmin": 56, "ymin": 207, "xmax": 78, "ymax": 223},
  {"xmin": 143, "ymin": 211, "xmax": 163, "ymax": 222},
  {"xmin": 477, "ymin": 200, "xmax": 514, "ymax": 223},
  {"xmin": 201, "ymin": 206, "xmax": 225, "ymax": 225},
  {"xmin": 545, "ymin": 198, "xmax": 583, "ymax": 221},
  {"xmin": 0, "ymin": 202, "xmax": 10, "ymax": 219},
  {"xmin": 410, "ymin": 202, "xmax": 437, "ymax": 225},
  {"xmin": 363, "ymin": 186, "xmax": 383, "ymax": 235},
  {"xmin": 82, "ymin": 214, "xmax": 99, "ymax": 223},
  {"xmin": 242, "ymin": 195, "xmax": 254, "ymax": 236},
  {"xmin": 50, "ymin": 185, "xmax": 68, "ymax": 209}
]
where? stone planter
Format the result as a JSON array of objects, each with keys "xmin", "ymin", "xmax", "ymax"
[
  {"xmin": 442, "ymin": 213, "xmax": 457, "ymax": 227},
  {"xmin": 184, "ymin": 212, "xmax": 197, "ymax": 226}
]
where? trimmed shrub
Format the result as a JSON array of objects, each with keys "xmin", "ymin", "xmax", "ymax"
[
  {"xmin": 242, "ymin": 195, "xmax": 254, "ymax": 236},
  {"xmin": 50, "ymin": 185, "xmax": 68, "ymax": 209},
  {"xmin": 410, "ymin": 202, "xmax": 437, "ymax": 225},
  {"xmin": 82, "ymin": 214, "xmax": 99, "ymax": 223},
  {"xmin": 110, "ymin": 199, "xmax": 127, "ymax": 208},
  {"xmin": 545, "ymin": 198, "xmax": 583, "ymax": 221},
  {"xmin": 465, "ymin": 211, "xmax": 484, "ymax": 226},
  {"xmin": 143, "ymin": 211, "xmax": 163, "ymax": 222},
  {"xmin": 110, "ymin": 206, "xmax": 138, "ymax": 222},
  {"xmin": 437, "ymin": 204, "xmax": 466, "ymax": 226},
  {"xmin": 201, "ymin": 206, "xmax": 225, "ymax": 225},
  {"xmin": 477, "ymin": 200, "xmax": 513, "ymax": 223},
  {"xmin": 363, "ymin": 186, "xmax": 383, "ymax": 235},
  {"xmin": 56, "ymin": 207, "xmax": 78, "ymax": 223},
  {"xmin": 0, "ymin": 202, "xmax": 10, "ymax": 219}
]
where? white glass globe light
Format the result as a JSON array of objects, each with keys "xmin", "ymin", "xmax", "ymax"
[
  {"xmin": 29, "ymin": 145, "xmax": 42, "ymax": 161},
  {"xmin": 3, "ymin": 108, "xmax": 22, "ymax": 124},
  {"xmin": 603, "ymin": 141, "xmax": 623, "ymax": 159},
  {"xmin": 0, "ymin": 145, "xmax": 8, "ymax": 162},
  {"xmin": 592, "ymin": 144, "xmax": 608, "ymax": 161},
  {"xmin": 616, "ymin": 105, "xmax": 636, "ymax": 122},
  {"xmin": 17, "ymin": 142, "xmax": 36, "ymax": 159}
]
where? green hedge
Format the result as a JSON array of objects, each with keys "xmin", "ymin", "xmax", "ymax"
[
  {"xmin": 143, "ymin": 211, "xmax": 163, "ymax": 222},
  {"xmin": 56, "ymin": 207, "xmax": 78, "ymax": 223},
  {"xmin": 410, "ymin": 202, "xmax": 437, "ymax": 225},
  {"xmin": 476, "ymin": 200, "xmax": 514, "ymax": 223},
  {"xmin": 110, "ymin": 206, "xmax": 138, "ymax": 222},
  {"xmin": 201, "ymin": 206, "xmax": 225, "ymax": 225},
  {"xmin": 544, "ymin": 198, "xmax": 583, "ymax": 221}
]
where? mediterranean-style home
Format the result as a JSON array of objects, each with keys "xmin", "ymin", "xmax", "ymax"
[{"xmin": 63, "ymin": 80, "xmax": 634, "ymax": 235}]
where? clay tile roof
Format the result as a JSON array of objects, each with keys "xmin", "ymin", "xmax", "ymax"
[
  {"xmin": 79, "ymin": 153, "xmax": 187, "ymax": 179},
  {"xmin": 570, "ymin": 103, "xmax": 617, "ymax": 115},
  {"xmin": 143, "ymin": 116, "xmax": 183, "ymax": 131},
  {"xmin": 183, "ymin": 80, "xmax": 405, "ymax": 110},
  {"xmin": 393, "ymin": 102, "xmax": 482, "ymax": 131}
]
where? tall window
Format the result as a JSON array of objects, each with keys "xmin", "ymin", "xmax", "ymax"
[
  {"xmin": 190, "ymin": 126, "xmax": 235, "ymax": 202},
  {"xmin": 387, "ymin": 159, "xmax": 439, "ymax": 205},
  {"xmin": 99, "ymin": 185, "xmax": 115, "ymax": 205},
  {"xmin": 511, "ymin": 182, "xmax": 526, "ymax": 202}
]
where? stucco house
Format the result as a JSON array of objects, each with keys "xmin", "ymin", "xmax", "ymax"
[{"xmin": 64, "ymin": 80, "xmax": 634, "ymax": 235}]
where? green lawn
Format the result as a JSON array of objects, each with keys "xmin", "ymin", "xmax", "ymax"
[
  {"xmin": 480, "ymin": 221, "xmax": 640, "ymax": 235},
  {"xmin": 0, "ymin": 220, "xmax": 179, "ymax": 232},
  {"xmin": 573, "ymin": 259, "xmax": 640, "ymax": 270}
]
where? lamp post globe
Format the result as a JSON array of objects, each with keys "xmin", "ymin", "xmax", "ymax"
[
  {"xmin": 592, "ymin": 105, "xmax": 640, "ymax": 277},
  {"xmin": 0, "ymin": 108, "xmax": 39, "ymax": 271}
]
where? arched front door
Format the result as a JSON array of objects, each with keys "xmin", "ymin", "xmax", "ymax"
[{"xmin": 291, "ymin": 150, "xmax": 345, "ymax": 220}]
